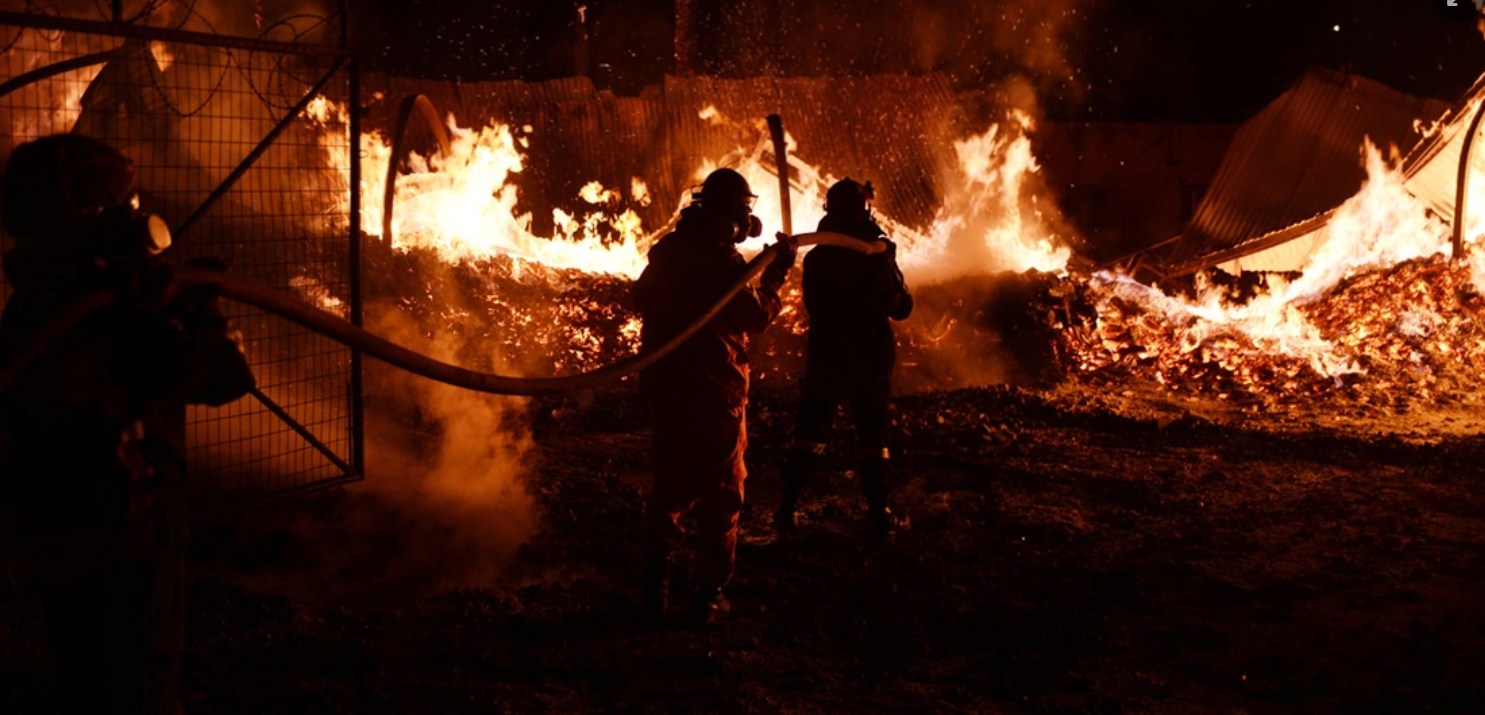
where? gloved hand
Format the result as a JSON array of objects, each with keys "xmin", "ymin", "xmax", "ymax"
[
  {"xmin": 102, "ymin": 256, "xmax": 173, "ymax": 309},
  {"xmin": 760, "ymin": 232, "xmax": 798, "ymax": 289},
  {"xmin": 880, "ymin": 238, "xmax": 897, "ymax": 261},
  {"xmin": 175, "ymin": 257, "xmax": 228, "ymax": 304},
  {"xmin": 170, "ymin": 257, "xmax": 232, "ymax": 333},
  {"xmin": 138, "ymin": 261, "xmax": 176, "ymax": 307}
]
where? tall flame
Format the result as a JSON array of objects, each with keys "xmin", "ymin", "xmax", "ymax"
[
  {"xmin": 683, "ymin": 107, "xmax": 1070, "ymax": 281},
  {"xmin": 908, "ymin": 110, "xmax": 1071, "ymax": 281}
]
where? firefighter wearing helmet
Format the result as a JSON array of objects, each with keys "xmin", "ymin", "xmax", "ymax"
[
  {"xmin": 630, "ymin": 167, "xmax": 797, "ymax": 625},
  {"xmin": 0, "ymin": 134, "xmax": 255, "ymax": 713},
  {"xmin": 774, "ymin": 177, "xmax": 913, "ymax": 540}
]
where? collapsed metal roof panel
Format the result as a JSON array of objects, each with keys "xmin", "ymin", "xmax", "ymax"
[
  {"xmin": 1399, "ymin": 73, "xmax": 1485, "ymax": 229},
  {"xmin": 1166, "ymin": 67, "xmax": 1452, "ymax": 274}
]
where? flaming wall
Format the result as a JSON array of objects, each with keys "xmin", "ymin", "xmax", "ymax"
[{"xmin": 354, "ymin": 71, "xmax": 968, "ymax": 240}]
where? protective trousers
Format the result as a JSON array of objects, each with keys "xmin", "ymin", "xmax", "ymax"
[
  {"xmin": 644, "ymin": 398, "xmax": 747, "ymax": 592},
  {"xmin": 43, "ymin": 551, "xmax": 184, "ymax": 715},
  {"xmin": 34, "ymin": 447, "xmax": 191, "ymax": 715},
  {"xmin": 781, "ymin": 369, "xmax": 894, "ymax": 510}
]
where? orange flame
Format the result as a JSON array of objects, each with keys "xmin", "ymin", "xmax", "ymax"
[{"xmin": 308, "ymin": 99, "xmax": 1070, "ymax": 283}]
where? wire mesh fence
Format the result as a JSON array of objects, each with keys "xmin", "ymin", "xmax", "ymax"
[{"xmin": 0, "ymin": 12, "xmax": 361, "ymax": 513}]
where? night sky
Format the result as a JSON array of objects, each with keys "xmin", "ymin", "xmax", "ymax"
[{"xmin": 353, "ymin": 0, "xmax": 1485, "ymax": 122}]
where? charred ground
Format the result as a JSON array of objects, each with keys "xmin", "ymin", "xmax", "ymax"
[{"xmin": 5, "ymin": 378, "xmax": 1483, "ymax": 713}]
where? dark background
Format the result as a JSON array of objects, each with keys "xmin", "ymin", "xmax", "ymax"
[{"xmin": 354, "ymin": 0, "xmax": 1485, "ymax": 121}]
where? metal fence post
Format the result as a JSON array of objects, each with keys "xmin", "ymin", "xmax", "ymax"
[{"xmin": 349, "ymin": 57, "xmax": 366, "ymax": 476}]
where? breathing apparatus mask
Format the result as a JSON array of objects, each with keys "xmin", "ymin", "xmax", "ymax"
[
  {"xmin": 692, "ymin": 168, "xmax": 763, "ymax": 244},
  {"xmin": 88, "ymin": 192, "xmax": 173, "ymax": 266},
  {"xmin": 732, "ymin": 210, "xmax": 764, "ymax": 244},
  {"xmin": 689, "ymin": 191, "xmax": 762, "ymax": 244},
  {"xmin": 2, "ymin": 135, "xmax": 173, "ymax": 270}
]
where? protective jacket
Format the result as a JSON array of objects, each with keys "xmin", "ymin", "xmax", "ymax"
[
  {"xmin": 0, "ymin": 247, "xmax": 254, "ymax": 572},
  {"xmin": 631, "ymin": 205, "xmax": 783, "ymax": 409},
  {"xmin": 803, "ymin": 212, "xmax": 913, "ymax": 376},
  {"xmin": 0, "ymin": 246, "xmax": 254, "ymax": 714}
]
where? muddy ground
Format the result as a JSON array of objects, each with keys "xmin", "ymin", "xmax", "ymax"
[{"xmin": 3, "ymin": 380, "xmax": 1484, "ymax": 713}]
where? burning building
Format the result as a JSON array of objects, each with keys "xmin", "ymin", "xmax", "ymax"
[{"xmin": 1156, "ymin": 67, "xmax": 1453, "ymax": 278}]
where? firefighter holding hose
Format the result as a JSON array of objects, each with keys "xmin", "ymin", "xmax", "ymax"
[
  {"xmin": 774, "ymin": 178, "xmax": 913, "ymax": 540},
  {"xmin": 631, "ymin": 167, "xmax": 797, "ymax": 625},
  {"xmin": 0, "ymin": 134, "xmax": 255, "ymax": 713}
]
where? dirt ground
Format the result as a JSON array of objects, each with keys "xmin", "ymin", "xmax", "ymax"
[{"xmin": 3, "ymin": 380, "xmax": 1484, "ymax": 714}]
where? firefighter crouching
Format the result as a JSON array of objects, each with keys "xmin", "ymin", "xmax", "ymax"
[
  {"xmin": 0, "ymin": 134, "xmax": 255, "ymax": 714},
  {"xmin": 774, "ymin": 178, "xmax": 913, "ymax": 540},
  {"xmin": 631, "ymin": 167, "xmax": 797, "ymax": 625}
]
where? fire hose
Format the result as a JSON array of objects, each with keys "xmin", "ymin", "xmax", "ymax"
[
  {"xmin": 0, "ymin": 112, "xmax": 882, "ymax": 398},
  {"xmin": 0, "ymin": 231, "xmax": 881, "ymax": 399}
]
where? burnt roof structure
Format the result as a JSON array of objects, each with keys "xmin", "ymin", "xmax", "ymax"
[
  {"xmin": 1161, "ymin": 67, "xmax": 1453, "ymax": 276},
  {"xmin": 1400, "ymin": 73, "xmax": 1485, "ymax": 246}
]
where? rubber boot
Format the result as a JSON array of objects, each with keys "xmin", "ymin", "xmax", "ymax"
[
  {"xmin": 774, "ymin": 449, "xmax": 820, "ymax": 532},
  {"xmin": 693, "ymin": 587, "xmax": 732, "ymax": 627},
  {"xmin": 860, "ymin": 456, "xmax": 899, "ymax": 541},
  {"xmin": 641, "ymin": 552, "xmax": 670, "ymax": 626}
]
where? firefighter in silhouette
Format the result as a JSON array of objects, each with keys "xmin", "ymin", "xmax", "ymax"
[
  {"xmin": 0, "ymin": 134, "xmax": 255, "ymax": 714},
  {"xmin": 774, "ymin": 178, "xmax": 913, "ymax": 540},
  {"xmin": 631, "ymin": 168, "xmax": 797, "ymax": 625}
]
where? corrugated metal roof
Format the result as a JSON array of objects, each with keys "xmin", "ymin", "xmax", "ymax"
[
  {"xmin": 1166, "ymin": 67, "xmax": 1452, "ymax": 275},
  {"xmin": 1400, "ymin": 73, "xmax": 1485, "ymax": 227}
]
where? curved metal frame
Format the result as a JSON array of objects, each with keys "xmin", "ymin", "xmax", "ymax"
[
  {"xmin": 1453, "ymin": 98, "xmax": 1485, "ymax": 258},
  {"xmin": 383, "ymin": 94, "xmax": 452, "ymax": 242},
  {"xmin": 0, "ymin": 49, "xmax": 117, "ymax": 102}
]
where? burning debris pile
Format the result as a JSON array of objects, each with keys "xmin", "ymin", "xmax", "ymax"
[
  {"xmin": 1064, "ymin": 143, "xmax": 1485, "ymax": 407},
  {"xmin": 1068, "ymin": 256, "xmax": 1485, "ymax": 405},
  {"xmin": 363, "ymin": 243, "xmax": 642, "ymax": 377}
]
